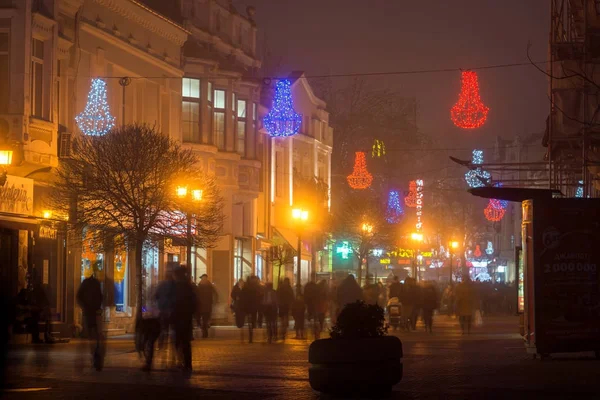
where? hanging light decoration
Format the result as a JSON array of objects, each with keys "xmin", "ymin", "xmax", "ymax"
[
  {"xmin": 484, "ymin": 199, "xmax": 506, "ymax": 222},
  {"xmin": 474, "ymin": 244, "xmax": 482, "ymax": 258},
  {"xmin": 347, "ymin": 152, "xmax": 373, "ymax": 189},
  {"xmin": 263, "ymin": 79, "xmax": 302, "ymax": 137},
  {"xmin": 576, "ymin": 180, "xmax": 584, "ymax": 198},
  {"xmin": 371, "ymin": 139, "xmax": 386, "ymax": 158},
  {"xmin": 386, "ymin": 190, "xmax": 404, "ymax": 223},
  {"xmin": 404, "ymin": 180, "xmax": 417, "ymax": 208},
  {"xmin": 75, "ymin": 78, "xmax": 116, "ymax": 136},
  {"xmin": 465, "ymin": 149, "xmax": 491, "ymax": 188},
  {"xmin": 450, "ymin": 71, "xmax": 490, "ymax": 129}
]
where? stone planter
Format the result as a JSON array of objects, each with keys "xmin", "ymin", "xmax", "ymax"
[{"xmin": 308, "ymin": 335, "xmax": 403, "ymax": 396}]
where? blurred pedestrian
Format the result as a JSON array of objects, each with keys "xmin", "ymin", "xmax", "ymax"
[
  {"xmin": 363, "ymin": 274, "xmax": 381, "ymax": 306},
  {"xmin": 231, "ymin": 279, "xmax": 245, "ymax": 329},
  {"xmin": 389, "ymin": 276, "xmax": 402, "ymax": 300},
  {"xmin": 455, "ymin": 276, "xmax": 476, "ymax": 334},
  {"xmin": 262, "ymin": 282, "xmax": 278, "ymax": 343},
  {"xmin": 401, "ymin": 277, "xmax": 419, "ymax": 331},
  {"xmin": 256, "ymin": 278, "xmax": 265, "ymax": 328},
  {"xmin": 277, "ymin": 277, "xmax": 294, "ymax": 340},
  {"xmin": 196, "ymin": 274, "xmax": 218, "ymax": 338},
  {"xmin": 304, "ymin": 278, "xmax": 319, "ymax": 330},
  {"xmin": 314, "ymin": 280, "xmax": 329, "ymax": 339},
  {"xmin": 76, "ymin": 272, "xmax": 104, "ymax": 370},
  {"xmin": 336, "ymin": 274, "xmax": 363, "ymax": 315},
  {"xmin": 154, "ymin": 271, "xmax": 175, "ymax": 351},
  {"xmin": 421, "ymin": 282, "xmax": 439, "ymax": 333},
  {"xmin": 241, "ymin": 276, "xmax": 261, "ymax": 343},
  {"xmin": 172, "ymin": 267, "xmax": 196, "ymax": 374},
  {"xmin": 291, "ymin": 293, "xmax": 306, "ymax": 339}
]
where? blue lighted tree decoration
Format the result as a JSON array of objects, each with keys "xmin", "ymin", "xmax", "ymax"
[
  {"xmin": 263, "ymin": 79, "xmax": 302, "ymax": 137},
  {"xmin": 75, "ymin": 78, "xmax": 116, "ymax": 136},
  {"xmin": 386, "ymin": 190, "xmax": 404, "ymax": 223},
  {"xmin": 465, "ymin": 149, "xmax": 491, "ymax": 188}
]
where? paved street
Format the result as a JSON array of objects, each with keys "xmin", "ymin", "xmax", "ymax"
[{"xmin": 3, "ymin": 316, "xmax": 600, "ymax": 399}]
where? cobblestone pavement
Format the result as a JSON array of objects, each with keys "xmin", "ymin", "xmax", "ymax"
[{"xmin": 3, "ymin": 316, "xmax": 600, "ymax": 399}]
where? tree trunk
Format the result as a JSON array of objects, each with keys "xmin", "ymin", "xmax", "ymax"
[
  {"xmin": 357, "ymin": 258, "xmax": 363, "ymax": 286},
  {"xmin": 135, "ymin": 236, "xmax": 144, "ymax": 322}
]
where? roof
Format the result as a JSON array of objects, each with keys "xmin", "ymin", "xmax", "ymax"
[
  {"xmin": 134, "ymin": 0, "xmax": 185, "ymax": 26},
  {"xmin": 468, "ymin": 187, "xmax": 562, "ymax": 202}
]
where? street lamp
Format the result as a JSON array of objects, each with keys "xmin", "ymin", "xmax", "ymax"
[
  {"xmin": 176, "ymin": 185, "xmax": 203, "ymax": 275},
  {"xmin": 449, "ymin": 240, "xmax": 459, "ymax": 284},
  {"xmin": 292, "ymin": 207, "xmax": 309, "ymax": 288},
  {"xmin": 0, "ymin": 142, "xmax": 13, "ymax": 187},
  {"xmin": 410, "ymin": 232, "xmax": 424, "ymax": 281}
]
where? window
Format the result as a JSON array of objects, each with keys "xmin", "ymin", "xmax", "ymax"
[
  {"xmin": 0, "ymin": 32, "xmax": 8, "ymax": 113},
  {"xmin": 182, "ymin": 78, "xmax": 200, "ymax": 142},
  {"xmin": 31, "ymin": 38, "xmax": 45, "ymax": 118},
  {"xmin": 236, "ymin": 99, "xmax": 246, "ymax": 156},
  {"xmin": 213, "ymin": 89, "xmax": 225, "ymax": 150},
  {"xmin": 58, "ymin": 130, "xmax": 71, "ymax": 158}
]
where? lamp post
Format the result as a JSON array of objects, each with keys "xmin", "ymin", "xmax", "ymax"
[
  {"xmin": 410, "ymin": 232, "xmax": 424, "ymax": 281},
  {"xmin": 449, "ymin": 241, "xmax": 459, "ymax": 284},
  {"xmin": 361, "ymin": 223, "xmax": 373, "ymax": 285},
  {"xmin": 176, "ymin": 185, "xmax": 203, "ymax": 275},
  {"xmin": 292, "ymin": 208, "xmax": 308, "ymax": 288}
]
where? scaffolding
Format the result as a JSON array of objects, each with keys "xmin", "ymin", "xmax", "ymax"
[{"xmin": 547, "ymin": 0, "xmax": 600, "ymax": 197}]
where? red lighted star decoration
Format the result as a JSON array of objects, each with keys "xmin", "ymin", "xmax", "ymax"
[{"xmin": 450, "ymin": 71, "xmax": 490, "ymax": 129}]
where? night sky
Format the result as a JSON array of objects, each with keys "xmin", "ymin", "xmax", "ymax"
[{"xmin": 235, "ymin": 0, "xmax": 549, "ymax": 158}]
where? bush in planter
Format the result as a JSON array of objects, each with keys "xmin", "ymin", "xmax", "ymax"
[{"xmin": 309, "ymin": 301, "xmax": 403, "ymax": 396}]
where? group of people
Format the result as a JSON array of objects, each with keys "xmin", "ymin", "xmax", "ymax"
[{"xmin": 388, "ymin": 276, "xmax": 440, "ymax": 332}]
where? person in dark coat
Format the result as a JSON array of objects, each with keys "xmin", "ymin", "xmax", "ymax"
[
  {"xmin": 172, "ymin": 267, "xmax": 196, "ymax": 374},
  {"xmin": 314, "ymin": 280, "xmax": 329, "ymax": 339},
  {"xmin": 389, "ymin": 276, "xmax": 402, "ymax": 300},
  {"xmin": 240, "ymin": 276, "xmax": 261, "ymax": 343},
  {"xmin": 262, "ymin": 282, "xmax": 278, "ymax": 343},
  {"xmin": 336, "ymin": 274, "xmax": 363, "ymax": 315},
  {"xmin": 421, "ymin": 282, "xmax": 439, "ymax": 333},
  {"xmin": 291, "ymin": 293, "xmax": 306, "ymax": 339},
  {"xmin": 230, "ymin": 279, "xmax": 245, "ymax": 329},
  {"xmin": 154, "ymin": 274, "xmax": 175, "ymax": 350},
  {"xmin": 196, "ymin": 274, "xmax": 218, "ymax": 338},
  {"xmin": 304, "ymin": 279, "xmax": 319, "ymax": 325},
  {"xmin": 276, "ymin": 278, "xmax": 294, "ymax": 340},
  {"xmin": 77, "ymin": 274, "xmax": 104, "ymax": 369}
]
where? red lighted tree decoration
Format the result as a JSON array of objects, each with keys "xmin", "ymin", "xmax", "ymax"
[
  {"xmin": 450, "ymin": 71, "xmax": 490, "ymax": 129},
  {"xmin": 484, "ymin": 199, "xmax": 506, "ymax": 222},
  {"xmin": 347, "ymin": 151, "xmax": 373, "ymax": 189},
  {"xmin": 404, "ymin": 180, "xmax": 417, "ymax": 208}
]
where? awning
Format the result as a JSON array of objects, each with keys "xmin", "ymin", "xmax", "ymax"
[
  {"xmin": 468, "ymin": 187, "xmax": 562, "ymax": 202},
  {"xmin": 273, "ymin": 227, "xmax": 311, "ymax": 259}
]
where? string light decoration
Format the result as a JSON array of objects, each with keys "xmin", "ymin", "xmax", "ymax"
[
  {"xmin": 465, "ymin": 149, "xmax": 491, "ymax": 188},
  {"xmin": 484, "ymin": 199, "xmax": 506, "ymax": 222},
  {"xmin": 386, "ymin": 190, "xmax": 404, "ymax": 223},
  {"xmin": 263, "ymin": 79, "xmax": 302, "ymax": 137},
  {"xmin": 75, "ymin": 78, "xmax": 116, "ymax": 136},
  {"xmin": 450, "ymin": 71, "xmax": 490, "ymax": 129},
  {"xmin": 576, "ymin": 180, "xmax": 584, "ymax": 198},
  {"xmin": 474, "ymin": 244, "xmax": 482, "ymax": 258},
  {"xmin": 405, "ymin": 180, "xmax": 417, "ymax": 208},
  {"xmin": 372, "ymin": 139, "xmax": 386, "ymax": 158},
  {"xmin": 416, "ymin": 179, "xmax": 424, "ymax": 231},
  {"xmin": 347, "ymin": 152, "xmax": 373, "ymax": 189}
]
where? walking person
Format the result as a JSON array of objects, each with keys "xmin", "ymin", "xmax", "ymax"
[
  {"xmin": 241, "ymin": 276, "xmax": 261, "ymax": 343},
  {"xmin": 196, "ymin": 274, "xmax": 218, "ymax": 339},
  {"xmin": 231, "ymin": 279, "xmax": 245, "ymax": 333},
  {"xmin": 455, "ymin": 276, "xmax": 476, "ymax": 334},
  {"xmin": 262, "ymin": 283, "xmax": 278, "ymax": 343},
  {"xmin": 276, "ymin": 277, "xmax": 294, "ymax": 340},
  {"xmin": 76, "ymin": 272, "xmax": 105, "ymax": 371},
  {"xmin": 172, "ymin": 267, "xmax": 197, "ymax": 375},
  {"xmin": 389, "ymin": 276, "xmax": 402, "ymax": 301},
  {"xmin": 314, "ymin": 280, "xmax": 329, "ymax": 339},
  {"xmin": 336, "ymin": 274, "xmax": 363, "ymax": 315},
  {"xmin": 291, "ymin": 292, "xmax": 306, "ymax": 340},
  {"xmin": 154, "ymin": 272, "xmax": 175, "ymax": 352},
  {"xmin": 303, "ymin": 278, "xmax": 318, "ymax": 336},
  {"xmin": 421, "ymin": 282, "xmax": 439, "ymax": 333}
]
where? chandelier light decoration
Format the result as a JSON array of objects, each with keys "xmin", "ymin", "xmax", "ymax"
[
  {"xmin": 404, "ymin": 180, "xmax": 417, "ymax": 208},
  {"xmin": 372, "ymin": 139, "xmax": 386, "ymax": 158},
  {"xmin": 415, "ymin": 179, "xmax": 424, "ymax": 231},
  {"xmin": 347, "ymin": 151, "xmax": 373, "ymax": 189},
  {"xmin": 484, "ymin": 199, "xmax": 506, "ymax": 222},
  {"xmin": 76, "ymin": 78, "xmax": 116, "ymax": 136},
  {"xmin": 263, "ymin": 79, "xmax": 302, "ymax": 137},
  {"xmin": 450, "ymin": 71, "xmax": 490, "ymax": 129},
  {"xmin": 386, "ymin": 190, "xmax": 404, "ymax": 223},
  {"xmin": 465, "ymin": 149, "xmax": 491, "ymax": 188}
]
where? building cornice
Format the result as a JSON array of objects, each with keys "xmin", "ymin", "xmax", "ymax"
[
  {"xmin": 59, "ymin": 0, "xmax": 84, "ymax": 17},
  {"xmin": 81, "ymin": 21, "xmax": 184, "ymax": 77},
  {"xmin": 91, "ymin": 0, "xmax": 189, "ymax": 46}
]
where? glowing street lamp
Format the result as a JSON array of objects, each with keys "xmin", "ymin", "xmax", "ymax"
[
  {"xmin": 292, "ymin": 208, "xmax": 309, "ymax": 287},
  {"xmin": 175, "ymin": 185, "xmax": 203, "ymax": 274},
  {"xmin": 0, "ymin": 142, "xmax": 13, "ymax": 187},
  {"xmin": 410, "ymin": 232, "xmax": 424, "ymax": 281},
  {"xmin": 42, "ymin": 210, "xmax": 53, "ymax": 219},
  {"xmin": 411, "ymin": 232, "xmax": 424, "ymax": 242},
  {"xmin": 449, "ymin": 240, "xmax": 460, "ymax": 283}
]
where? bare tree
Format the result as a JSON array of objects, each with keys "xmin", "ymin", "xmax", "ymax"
[
  {"xmin": 265, "ymin": 238, "xmax": 296, "ymax": 287},
  {"xmin": 50, "ymin": 124, "xmax": 224, "ymax": 320}
]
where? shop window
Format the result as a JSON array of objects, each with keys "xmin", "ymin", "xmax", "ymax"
[
  {"xmin": 236, "ymin": 99, "xmax": 246, "ymax": 156},
  {"xmin": 31, "ymin": 38, "xmax": 46, "ymax": 119},
  {"xmin": 113, "ymin": 237, "xmax": 127, "ymax": 312},
  {"xmin": 81, "ymin": 229, "xmax": 104, "ymax": 282},
  {"xmin": 213, "ymin": 89, "xmax": 226, "ymax": 150}
]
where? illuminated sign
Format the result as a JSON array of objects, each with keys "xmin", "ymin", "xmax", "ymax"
[
  {"xmin": 398, "ymin": 259, "xmax": 411, "ymax": 265},
  {"xmin": 389, "ymin": 248, "xmax": 414, "ymax": 258},
  {"xmin": 416, "ymin": 179, "xmax": 423, "ymax": 231},
  {"xmin": 336, "ymin": 241, "xmax": 351, "ymax": 260},
  {"xmin": 379, "ymin": 258, "xmax": 391, "ymax": 265},
  {"xmin": 372, "ymin": 249, "xmax": 384, "ymax": 257},
  {"xmin": 39, "ymin": 226, "xmax": 57, "ymax": 240},
  {"xmin": 421, "ymin": 251, "xmax": 433, "ymax": 257}
]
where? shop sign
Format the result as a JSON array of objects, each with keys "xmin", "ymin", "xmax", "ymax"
[
  {"xmin": 0, "ymin": 175, "xmax": 34, "ymax": 216},
  {"xmin": 389, "ymin": 248, "xmax": 414, "ymax": 258},
  {"xmin": 421, "ymin": 251, "xmax": 433, "ymax": 257},
  {"xmin": 39, "ymin": 226, "xmax": 57, "ymax": 240},
  {"xmin": 379, "ymin": 258, "xmax": 391, "ymax": 265}
]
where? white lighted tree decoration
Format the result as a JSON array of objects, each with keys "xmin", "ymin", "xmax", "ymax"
[
  {"xmin": 263, "ymin": 79, "xmax": 302, "ymax": 137},
  {"xmin": 75, "ymin": 78, "xmax": 116, "ymax": 136}
]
